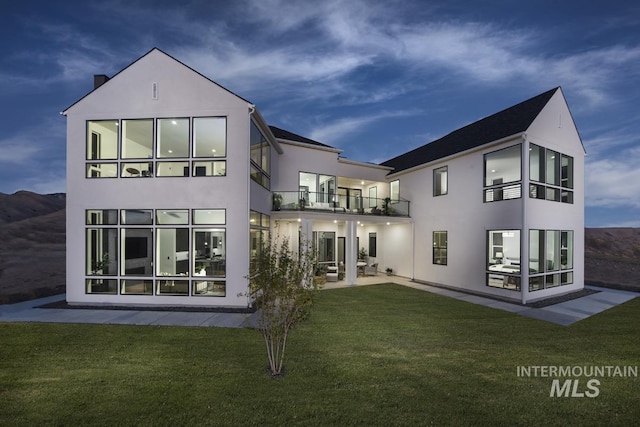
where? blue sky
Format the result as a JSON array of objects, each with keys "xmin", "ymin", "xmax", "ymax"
[{"xmin": 1, "ymin": 0, "xmax": 639, "ymax": 227}]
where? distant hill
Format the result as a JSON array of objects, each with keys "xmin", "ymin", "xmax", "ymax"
[
  {"xmin": 0, "ymin": 192, "xmax": 66, "ymax": 303},
  {"xmin": 0, "ymin": 191, "xmax": 66, "ymax": 223},
  {"xmin": 584, "ymin": 228, "xmax": 640, "ymax": 290},
  {"xmin": 585, "ymin": 228, "xmax": 640, "ymax": 261}
]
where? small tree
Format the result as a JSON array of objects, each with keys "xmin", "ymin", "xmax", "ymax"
[{"xmin": 247, "ymin": 237, "xmax": 318, "ymax": 377}]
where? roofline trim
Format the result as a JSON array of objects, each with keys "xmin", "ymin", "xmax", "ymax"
[
  {"xmin": 276, "ymin": 139, "xmax": 343, "ymax": 154},
  {"xmin": 338, "ymin": 157, "xmax": 393, "ymax": 171},
  {"xmin": 62, "ymin": 47, "xmax": 252, "ymax": 115},
  {"xmin": 386, "ymin": 132, "xmax": 525, "ymax": 178},
  {"xmin": 249, "ymin": 106, "xmax": 283, "ymax": 154}
]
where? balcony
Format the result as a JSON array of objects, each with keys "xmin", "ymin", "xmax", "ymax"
[{"xmin": 272, "ymin": 191, "xmax": 410, "ymax": 217}]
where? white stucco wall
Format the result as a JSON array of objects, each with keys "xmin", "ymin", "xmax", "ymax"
[
  {"xmin": 390, "ymin": 89, "xmax": 585, "ymax": 301},
  {"xmin": 65, "ymin": 49, "xmax": 253, "ymax": 307},
  {"xmin": 521, "ymin": 89, "xmax": 585, "ymax": 301},
  {"xmin": 270, "ymin": 142, "xmax": 390, "ymax": 192}
]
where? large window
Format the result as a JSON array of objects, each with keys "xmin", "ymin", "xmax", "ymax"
[
  {"xmin": 434, "ymin": 166, "xmax": 448, "ymax": 196},
  {"xmin": 250, "ymin": 121, "xmax": 271, "ymax": 189},
  {"xmin": 85, "ymin": 117, "xmax": 227, "ymax": 179},
  {"xmin": 250, "ymin": 210, "xmax": 270, "ymax": 267},
  {"xmin": 433, "ymin": 231, "xmax": 447, "ymax": 265},
  {"xmin": 85, "ymin": 208, "xmax": 226, "ymax": 297},
  {"xmin": 194, "ymin": 117, "xmax": 226, "ymax": 157},
  {"xmin": 484, "ymin": 144, "xmax": 522, "ymax": 202},
  {"xmin": 298, "ymin": 172, "xmax": 336, "ymax": 207},
  {"xmin": 529, "ymin": 229, "xmax": 574, "ymax": 291},
  {"xmin": 87, "ymin": 121, "xmax": 118, "ymax": 160},
  {"xmin": 529, "ymin": 143, "xmax": 573, "ymax": 204},
  {"xmin": 487, "ymin": 230, "xmax": 521, "ymax": 290},
  {"xmin": 121, "ymin": 119, "xmax": 153, "ymax": 159},
  {"xmin": 86, "ymin": 120, "xmax": 118, "ymax": 178},
  {"xmin": 157, "ymin": 118, "xmax": 189, "ymax": 158},
  {"xmin": 390, "ymin": 180, "xmax": 399, "ymax": 201}
]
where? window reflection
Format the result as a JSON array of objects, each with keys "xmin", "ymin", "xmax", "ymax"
[
  {"xmin": 193, "ymin": 229, "xmax": 226, "ymax": 277},
  {"xmin": 156, "ymin": 228, "xmax": 189, "ymax": 277},
  {"xmin": 193, "ymin": 117, "xmax": 226, "ymax": 157},
  {"xmin": 122, "ymin": 119, "xmax": 153, "ymax": 159},
  {"xmin": 487, "ymin": 230, "xmax": 521, "ymax": 291},
  {"xmin": 87, "ymin": 121, "xmax": 118, "ymax": 160},
  {"xmin": 157, "ymin": 118, "xmax": 189, "ymax": 158}
]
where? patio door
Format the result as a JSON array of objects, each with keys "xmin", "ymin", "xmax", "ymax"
[{"xmin": 314, "ymin": 231, "xmax": 335, "ymax": 263}]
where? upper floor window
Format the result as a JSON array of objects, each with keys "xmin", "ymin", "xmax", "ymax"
[
  {"xmin": 433, "ymin": 166, "xmax": 448, "ymax": 196},
  {"xmin": 484, "ymin": 144, "xmax": 522, "ymax": 202},
  {"xmin": 529, "ymin": 143, "xmax": 573, "ymax": 204},
  {"xmin": 85, "ymin": 117, "xmax": 227, "ymax": 179},
  {"xmin": 194, "ymin": 117, "xmax": 226, "ymax": 158},
  {"xmin": 250, "ymin": 121, "xmax": 271, "ymax": 189},
  {"xmin": 390, "ymin": 180, "xmax": 399, "ymax": 201},
  {"xmin": 87, "ymin": 121, "xmax": 118, "ymax": 160},
  {"xmin": 121, "ymin": 119, "xmax": 153, "ymax": 159},
  {"xmin": 157, "ymin": 118, "xmax": 189, "ymax": 158}
]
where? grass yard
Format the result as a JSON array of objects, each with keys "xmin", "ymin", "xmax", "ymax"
[{"xmin": 1, "ymin": 284, "xmax": 638, "ymax": 426}]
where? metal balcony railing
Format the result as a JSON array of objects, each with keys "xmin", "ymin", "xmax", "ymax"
[{"xmin": 272, "ymin": 191, "xmax": 410, "ymax": 217}]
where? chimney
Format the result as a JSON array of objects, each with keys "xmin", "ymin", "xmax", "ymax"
[{"xmin": 93, "ymin": 74, "xmax": 110, "ymax": 89}]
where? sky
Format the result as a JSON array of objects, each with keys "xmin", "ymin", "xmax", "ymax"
[{"xmin": 1, "ymin": 0, "xmax": 639, "ymax": 227}]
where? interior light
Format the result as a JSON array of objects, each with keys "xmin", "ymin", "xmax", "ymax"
[
  {"xmin": 386, "ymin": 222, "xmax": 390, "ymax": 225},
  {"xmin": 168, "ymin": 149, "xmax": 173, "ymax": 153},
  {"xmin": 250, "ymin": 218, "xmax": 255, "ymax": 222},
  {"xmin": 333, "ymin": 220, "xmax": 337, "ymax": 224},
  {"xmin": 361, "ymin": 181, "xmax": 365, "ymax": 185},
  {"xmin": 171, "ymin": 120, "xmax": 177, "ymax": 125},
  {"xmin": 491, "ymin": 169, "xmax": 496, "ymax": 173},
  {"xmin": 211, "ymin": 149, "xmax": 216, "ymax": 153},
  {"xmin": 297, "ymin": 218, "xmax": 301, "ymax": 222}
]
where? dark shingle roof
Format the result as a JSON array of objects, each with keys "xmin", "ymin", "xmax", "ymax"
[
  {"xmin": 381, "ymin": 87, "xmax": 559, "ymax": 174},
  {"xmin": 269, "ymin": 126, "xmax": 335, "ymax": 149}
]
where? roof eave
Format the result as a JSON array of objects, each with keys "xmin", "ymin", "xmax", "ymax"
[
  {"xmin": 386, "ymin": 132, "xmax": 526, "ymax": 178},
  {"xmin": 250, "ymin": 106, "xmax": 283, "ymax": 154},
  {"xmin": 276, "ymin": 139, "xmax": 343, "ymax": 154}
]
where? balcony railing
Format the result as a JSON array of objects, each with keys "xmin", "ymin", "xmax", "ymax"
[{"xmin": 272, "ymin": 191, "xmax": 410, "ymax": 217}]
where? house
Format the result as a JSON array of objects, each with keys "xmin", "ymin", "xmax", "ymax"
[{"xmin": 62, "ymin": 48, "xmax": 584, "ymax": 307}]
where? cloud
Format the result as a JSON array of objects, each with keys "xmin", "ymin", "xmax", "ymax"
[
  {"xmin": 0, "ymin": 119, "xmax": 65, "ymax": 165},
  {"xmin": 585, "ymin": 155, "xmax": 640, "ymax": 209},
  {"xmin": 308, "ymin": 110, "xmax": 420, "ymax": 145}
]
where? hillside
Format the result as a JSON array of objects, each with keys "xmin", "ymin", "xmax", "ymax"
[
  {"xmin": 0, "ymin": 191, "xmax": 65, "ymax": 224},
  {"xmin": 584, "ymin": 227, "xmax": 640, "ymax": 290},
  {"xmin": 0, "ymin": 192, "xmax": 66, "ymax": 303}
]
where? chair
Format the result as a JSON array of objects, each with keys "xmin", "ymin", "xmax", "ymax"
[{"xmin": 364, "ymin": 263, "xmax": 378, "ymax": 276}]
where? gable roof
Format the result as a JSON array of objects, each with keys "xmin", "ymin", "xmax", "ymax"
[
  {"xmin": 269, "ymin": 126, "xmax": 335, "ymax": 149},
  {"xmin": 62, "ymin": 48, "xmax": 251, "ymax": 114},
  {"xmin": 381, "ymin": 87, "xmax": 559, "ymax": 174}
]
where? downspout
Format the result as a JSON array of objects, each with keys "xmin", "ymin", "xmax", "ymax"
[
  {"xmin": 412, "ymin": 221, "xmax": 416, "ymax": 280},
  {"xmin": 521, "ymin": 135, "xmax": 529, "ymax": 305},
  {"xmin": 246, "ymin": 105, "xmax": 255, "ymax": 308}
]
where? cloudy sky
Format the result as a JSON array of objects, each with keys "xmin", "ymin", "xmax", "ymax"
[{"xmin": 1, "ymin": 0, "xmax": 639, "ymax": 227}]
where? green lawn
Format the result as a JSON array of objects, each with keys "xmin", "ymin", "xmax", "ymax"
[{"xmin": 1, "ymin": 284, "xmax": 638, "ymax": 426}]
